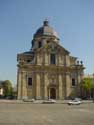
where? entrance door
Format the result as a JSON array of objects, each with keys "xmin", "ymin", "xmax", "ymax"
[{"xmin": 50, "ymin": 88, "xmax": 56, "ymax": 99}]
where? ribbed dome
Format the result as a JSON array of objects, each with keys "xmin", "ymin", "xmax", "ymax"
[{"xmin": 34, "ymin": 20, "xmax": 58, "ymax": 38}]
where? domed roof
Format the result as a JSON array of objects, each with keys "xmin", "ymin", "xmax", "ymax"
[{"xmin": 34, "ymin": 20, "xmax": 58, "ymax": 38}]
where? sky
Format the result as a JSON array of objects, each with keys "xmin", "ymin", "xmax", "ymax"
[{"xmin": 0, "ymin": 0, "xmax": 94, "ymax": 85}]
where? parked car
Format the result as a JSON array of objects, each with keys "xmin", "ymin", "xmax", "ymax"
[
  {"xmin": 5, "ymin": 96, "xmax": 17, "ymax": 100},
  {"xmin": 68, "ymin": 100, "xmax": 81, "ymax": 105},
  {"xmin": 42, "ymin": 99, "xmax": 56, "ymax": 104},
  {"xmin": 71, "ymin": 97, "xmax": 82, "ymax": 101},
  {"xmin": 74, "ymin": 97, "xmax": 82, "ymax": 101},
  {"xmin": 23, "ymin": 98, "xmax": 35, "ymax": 102}
]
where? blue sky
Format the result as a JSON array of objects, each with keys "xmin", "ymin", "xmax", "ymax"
[{"xmin": 0, "ymin": 0, "xmax": 94, "ymax": 85}]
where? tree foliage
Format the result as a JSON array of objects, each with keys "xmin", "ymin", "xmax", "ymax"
[
  {"xmin": 81, "ymin": 78, "xmax": 94, "ymax": 98},
  {"xmin": 2, "ymin": 80, "xmax": 13, "ymax": 97},
  {"xmin": 81, "ymin": 78, "xmax": 93, "ymax": 91}
]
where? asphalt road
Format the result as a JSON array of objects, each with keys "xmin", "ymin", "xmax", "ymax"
[{"xmin": 0, "ymin": 102, "xmax": 94, "ymax": 125}]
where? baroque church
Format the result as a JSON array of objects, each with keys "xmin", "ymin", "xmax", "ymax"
[{"xmin": 17, "ymin": 20, "xmax": 84, "ymax": 100}]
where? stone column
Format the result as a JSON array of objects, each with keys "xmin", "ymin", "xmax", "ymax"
[
  {"xmin": 32, "ymin": 72, "xmax": 35, "ymax": 99},
  {"xmin": 77, "ymin": 72, "xmax": 81, "ymax": 96},
  {"xmin": 36, "ymin": 73, "xmax": 41, "ymax": 99},
  {"xmin": 40, "ymin": 72, "xmax": 44, "ymax": 99},
  {"xmin": 66, "ymin": 55, "xmax": 70, "ymax": 66},
  {"xmin": 44, "ymin": 73, "xmax": 48, "ymax": 99},
  {"xmin": 58, "ymin": 54, "xmax": 63, "ymax": 66},
  {"xmin": 62, "ymin": 74, "xmax": 66, "ymax": 99},
  {"xmin": 58, "ymin": 74, "xmax": 63, "ymax": 99},
  {"xmin": 22, "ymin": 71, "xmax": 28, "ymax": 99},
  {"xmin": 66, "ymin": 73, "xmax": 71, "ymax": 98},
  {"xmin": 56, "ymin": 54, "xmax": 59, "ymax": 65},
  {"xmin": 37, "ymin": 54, "xmax": 42, "ymax": 65},
  {"xmin": 45, "ymin": 53, "xmax": 49, "ymax": 65},
  {"xmin": 17, "ymin": 70, "xmax": 22, "ymax": 100},
  {"xmin": 77, "ymin": 73, "xmax": 81, "ymax": 84}
]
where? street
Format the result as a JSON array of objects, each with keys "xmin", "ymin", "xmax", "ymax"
[{"xmin": 0, "ymin": 101, "xmax": 94, "ymax": 125}]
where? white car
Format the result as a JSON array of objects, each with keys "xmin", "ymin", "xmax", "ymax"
[
  {"xmin": 74, "ymin": 98, "xmax": 82, "ymax": 101},
  {"xmin": 23, "ymin": 98, "xmax": 35, "ymax": 102},
  {"xmin": 68, "ymin": 100, "xmax": 81, "ymax": 105},
  {"xmin": 42, "ymin": 99, "xmax": 56, "ymax": 104}
]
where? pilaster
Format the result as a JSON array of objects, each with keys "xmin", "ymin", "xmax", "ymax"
[
  {"xmin": 17, "ymin": 70, "xmax": 22, "ymax": 100},
  {"xmin": 44, "ymin": 73, "xmax": 48, "ymax": 99},
  {"xmin": 66, "ymin": 55, "xmax": 70, "ymax": 66},
  {"xmin": 45, "ymin": 53, "xmax": 49, "ymax": 65},
  {"xmin": 36, "ymin": 73, "xmax": 41, "ymax": 99},
  {"xmin": 66, "ymin": 73, "xmax": 71, "ymax": 98},
  {"xmin": 58, "ymin": 74, "xmax": 63, "ymax": 99},
  {"xmin": 22, "ymin": 71, "xmax": 28, "ymax": 99},
  {"xmin": 77, "ymin": 72, "xmax": 81, "ymax": 96}
]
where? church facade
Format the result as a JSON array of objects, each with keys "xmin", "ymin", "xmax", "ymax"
[{"xmin": 17, "ymin": 20, "xmax": 84, "ymax": 100}]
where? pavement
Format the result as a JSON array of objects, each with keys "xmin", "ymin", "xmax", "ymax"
[
  {"xmin": 0, "ymin": 99, "xmax": 93, "ymax": 104},
  {"xmin": 0, "ymin": 101, "xmax": 94, "ymax": 125}
]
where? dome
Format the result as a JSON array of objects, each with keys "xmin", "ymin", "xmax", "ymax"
[{"xmin": 34, "ymin": 20, "xmax": 58, "ymax": 38}]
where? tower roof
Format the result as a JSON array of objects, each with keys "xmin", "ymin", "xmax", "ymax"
[{"xmin": 34, "ymin": 20, "xmax": 58, "ymax": 38}]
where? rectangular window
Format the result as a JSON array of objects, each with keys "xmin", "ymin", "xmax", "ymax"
[
  {"xmin": 28, "ymin": 78, "xmax": 32, "ymax": 86},
  {"xmin": 38, "ymin": 41, "xmax": 42, "ymax": 48},
  {"xmin": 72, "ymin": 78, "xmax": 75, "ymax": 86},
  {"xmin": 50, "ymin": 54, "xmax": 56, "ymax": 64},
  {"xmin": 27, "ymin": 60, "xmax": 31, "ymax": 63}
]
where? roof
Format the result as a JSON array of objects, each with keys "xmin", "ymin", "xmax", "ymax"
[
  {"xmin": 34, "ymin": 20, "xmax": 58, "ymax": 38},
  {"xmin": 23, "ymin": 51, "xmax": 34, "ymax": 55}
]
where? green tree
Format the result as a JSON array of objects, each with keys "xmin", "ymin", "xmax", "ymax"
[
  {"xmin": 2, "ymin": 80, "xmax": 13, "ymax": 97},
  {"xmin": 81, "ymin": 78, "xmax": 94, "ymax": 98}
]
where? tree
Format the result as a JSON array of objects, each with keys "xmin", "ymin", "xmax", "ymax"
[
  {"xmin": 81, "ymin": 78, "xmax": 94, "ymax": 98},
  {"xmin": 2, "ymin": 80, "xmax": 13, "ymax": 97}
]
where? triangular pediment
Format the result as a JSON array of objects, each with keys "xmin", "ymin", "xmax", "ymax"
[{"xmin": 36, "ymin": 41, "xmax": 70, "ymax": 55}]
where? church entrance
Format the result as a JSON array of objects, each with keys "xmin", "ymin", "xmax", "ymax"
[{"xmin": 50, "ymin": 88, "xmax": 56, "ymax": 99}]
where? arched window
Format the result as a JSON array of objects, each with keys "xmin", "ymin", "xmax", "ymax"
[{"xmin": 50, "ymin": 54, "xmax": 56, "ymax": 64}]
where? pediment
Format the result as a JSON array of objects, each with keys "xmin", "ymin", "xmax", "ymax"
[{"xmin": 36, "ymin": 41, "xmax": 70, "ymax": 55}]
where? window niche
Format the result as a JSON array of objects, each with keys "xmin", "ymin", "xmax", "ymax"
[
  {"xmin": 28, "ymin": 78, "xmax": 32, "ymax": 86},
  {"xmin": 27, "ymin": 60, "xmax": 31, "ymax": 63},
  {"xmin": 38, "ymin": 41, "xmax": 42, "ymax": 48},
  {"xmin": 72, "ymin": 78, "xmax": 76, "ymax": 86},
  {"xmin": 50, "ymin": 53, "xmax": 56, "ymax": 64}
]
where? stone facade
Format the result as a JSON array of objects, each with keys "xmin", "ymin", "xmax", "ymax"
[{"xmin": 17, "ymin": 20, "xmax": 84, "ymax": 100}]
